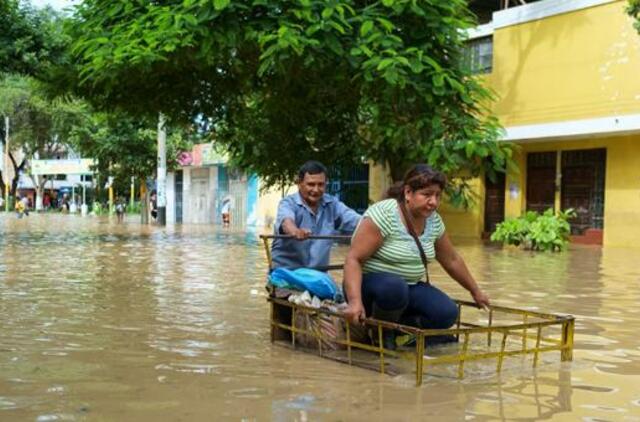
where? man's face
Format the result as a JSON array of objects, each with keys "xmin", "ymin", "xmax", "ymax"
[{"xmin": 298, "ymin": 172, "xmax": 327, "ymax": 208}]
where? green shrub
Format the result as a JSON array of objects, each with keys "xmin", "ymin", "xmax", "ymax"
[
  {"xmin": 126, "ymin": 201, "xmax": 142, "ymax": 214},
  {"xmin": 490, "ymin": 208, "xmax": 576, "ymax": 252},
  {"xmin": 92, "ymin": 202, "xmax": 108, "ymax": 216}
]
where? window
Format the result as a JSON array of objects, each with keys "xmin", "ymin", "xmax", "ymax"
[
  {"xmin": 55, "ymin": 174, "xmax": 67, "ymax": 181},
  {"xmin": 465, "ymin": 36, "xmax": 493, "ymax": 74}
]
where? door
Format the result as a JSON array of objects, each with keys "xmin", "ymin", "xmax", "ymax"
[
  {"xmin": 484, "ymin": 171, "xmax": 505, "ymax": 233},
  {"xmin": 175, "ymin": 170, "xmax": 183, "ymax": 223},
  {"xmin": 526, "ymin": 152, "xmax": 556, "ymax": 213},
  {"xmin": 190, "ymin": 168, "xmax": 210, "ymax": 224},
  {"xmin": 561, "ymin": 149, "xmax": 606, "ymax": 235}
]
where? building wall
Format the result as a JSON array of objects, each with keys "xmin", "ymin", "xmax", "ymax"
[
  {"xmin": 438, "ymin": 178, "xmax": 486, "ymax": 238},
  {"xmin": 256, "ymin": 183, "xmax": 297, "ymax": 229},
  {"xmin": 168, "ymin": 166, "xmax": 265, "ymax": 226},
  {"xmin": 166, "ymin": 172, "xmax": 175, "ymax": 224},
  {"xmin": 489, "ymin": 0, "xmax": 640, "ymax": 127},
  {"xmin": 368, "ymin": 161, "xmax": 391, "ymax": 204},
  {"xmin": 451, "ymin": 0, "xmax": 640, "ymax": 247}
]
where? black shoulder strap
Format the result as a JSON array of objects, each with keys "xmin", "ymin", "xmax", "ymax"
[{"xmin": 398, "ymin": 200, "xmax": 431, "ymax": 284}]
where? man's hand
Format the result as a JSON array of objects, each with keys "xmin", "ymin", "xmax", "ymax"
[
  {"xmin": 281, "ymin": 218, "xmax": 311, "ymax": 240},
  {"xmin": 471, "ymin": 289, "xmax": 491, "ymax": 311},
  {"xmin": 291, "ymin": 228, "xmax": 312, "ymax": 240},
  {"xmin": 344, "ymin": 301, "xmax": 366, "ymax": 325}
]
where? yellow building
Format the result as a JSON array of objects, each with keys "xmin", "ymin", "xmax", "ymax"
[{"xmin": 409, "ymin": 0, "xmax": 640, "ymax": 247}]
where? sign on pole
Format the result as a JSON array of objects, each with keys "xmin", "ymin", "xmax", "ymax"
[{"xmin": 30, "ymin": 159, "xmax": 95, "ymax": 175}]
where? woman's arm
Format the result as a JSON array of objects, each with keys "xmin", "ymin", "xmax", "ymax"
[
  {"xmin": 343, "ymin": 218, "xmax": 384, "ymax": 323},
  {"xmin": 435, "ymin": 233, "xmax": 490, "ymax": 308}
]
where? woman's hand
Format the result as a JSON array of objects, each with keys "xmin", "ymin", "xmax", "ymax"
[
  {"xmin": 344, "ymin": 301, "xmax": 366, "ymax": 325},
  {"xmin": 471, "ymin": 289, "xmax": 491, "ymax": 310}
]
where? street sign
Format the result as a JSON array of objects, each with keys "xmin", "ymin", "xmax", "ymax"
[{"xmin": 31, "ymin": 159, "xmax": 95, "ymax": 175}]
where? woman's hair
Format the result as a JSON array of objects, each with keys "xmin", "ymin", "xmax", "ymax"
[{"xmin": 385, "ymin": 164, "xmax": 447, "ymax": 200}]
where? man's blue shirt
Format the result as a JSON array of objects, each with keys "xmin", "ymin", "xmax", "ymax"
[{"xmin": 271, "ymin": 192, "xmax": 361, "ymax": 270}]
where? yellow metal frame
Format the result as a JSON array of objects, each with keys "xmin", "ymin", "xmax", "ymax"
[{"xmin": 261, "ymin": 235, "xmax": 575, "ymax": 386}]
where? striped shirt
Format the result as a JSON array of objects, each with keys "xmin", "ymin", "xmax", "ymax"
[{"xmin": 358, "ymin": 199, "xmax": 445, "ymax": 283}]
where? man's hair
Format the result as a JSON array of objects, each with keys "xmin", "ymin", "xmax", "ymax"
[{"xmin": 297, "ymin": 160, "xmax": 328, "ymax": 181}]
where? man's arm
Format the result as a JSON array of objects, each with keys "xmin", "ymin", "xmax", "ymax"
[
  {"xmin": 335, "ymin": 201, "xmax": 362, "ymax": 233},
  {"xmin": 275, "ymin": 197, "xmax": 310, "ymax": 239}
]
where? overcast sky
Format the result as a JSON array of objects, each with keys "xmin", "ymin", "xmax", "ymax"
[{"xmin": 30, "ymin": 0, "xmax": 79, "ymax": 11}]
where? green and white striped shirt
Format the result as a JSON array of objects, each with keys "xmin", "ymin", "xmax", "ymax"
[{"xmin": 357, "ymin": 199, "xmax": 445, "ymax": 283}]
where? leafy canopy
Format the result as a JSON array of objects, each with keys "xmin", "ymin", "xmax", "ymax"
[
  {"xmin": 0, "ymin": 74, "xmax": 87, "ymax": 160},
  {"xmin": 0, "ymin": 1, "xmax": 68, "ymax": 76},
  {"xmin": 67, "ymin": 0, "xmax": 512, "ymax": 198},
  {"xmin": 67, "ymin": 113, "xmax": 197, "ymax": 193},
  {"xmin": 629, "ymin": 0, "xmax": 640, "ymax": 33}
]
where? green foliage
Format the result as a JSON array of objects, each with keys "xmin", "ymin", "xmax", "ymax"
[
  {"xmin": 63, "ymin": 0, "xmax": 512, "ymax": 197},
  {"xmin": 126, "ymin": 201, "xmax": 142, "ymax": 215},
  {"xmin": 92, "ymin": 201, "xmax": 107, "ymax": 216},
  {"xmin": 0, "ymin": 74, "xmax": 88, "ymax": 158},
  {"xmin": 490, "ymin": 209, "xmax": 576, "ymax": 252},
  {"xmin": 628, "ymin": 0, "xmax": 640, "ymax": 33},
  {"xmin": 67, "ymin": 112, "xmax": 197, "ymax": 187},
  {"xmin": 0, "ymin": 1, "xmax": 68, "ymax": 76}
]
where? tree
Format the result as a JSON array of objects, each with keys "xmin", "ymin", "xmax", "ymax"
[
  {"xmin": 66, "ymin": 0, "xmax": 512, "ymax": 203},
  {"xmin": 0, "ymin": 74, "xmax": 89, "ymax": 209},
  {"xmin": 0, "ymin": 1, "xmax": 67, "ymax": 76},
  {"xmin": 629, "ymin": 0, "xmax": 640, "ymax": 33},
  {"xmin": 67, "ymin": 112, "xmax": 195, "ymax": 196}
]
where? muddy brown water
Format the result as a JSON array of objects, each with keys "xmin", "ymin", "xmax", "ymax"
[{"xmin": 1, "ymin": 214, "xmax": 639, "ymax": 421}]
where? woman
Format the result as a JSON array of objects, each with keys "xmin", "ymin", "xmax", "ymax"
[{"xmin": 343, "ymin": 164, "xmax": 490, "ymax": 349}]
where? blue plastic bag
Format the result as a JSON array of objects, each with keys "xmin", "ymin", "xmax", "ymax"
[{"xmin": 269, "ymin": 268, "xmax": 343, "ymax": 302}]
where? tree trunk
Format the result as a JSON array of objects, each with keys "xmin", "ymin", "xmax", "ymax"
[
  {"xmin": 29, "ymin": 174, "xmax": 46, "ymax": 211},
  {"xmin": 387, "ymin": 158, "xmax": 410, "ymax": 183},
  {"xmin": 35, "ymin": 176, "xmax": 48, "ymax": 211},
  {"xmin": 9, "ymin": 153, "xmax": 26, "ymax": 196}
]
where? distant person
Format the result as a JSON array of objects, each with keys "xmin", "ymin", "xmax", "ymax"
[
  {"xmin": 21, "ymin": 196, "xmax": 30, "ymax": 216},
  {"xmin": 150, "ymin": 190, "xmax": 158, "ymax": 220},
  {"xmin": 15, "ymin": 195, "xmax": 27, "ymax": 218},
  {"xmin": 270, "ymin": 160, "xmax": 362, "ymax": 270},
  {"xmin": 61, "ymin": 194, "xmax": 70, "ymax": 213},
  {"xmin": 221, "ymin": 196, "xmax": 232, "ymax": 227},
  {"xmin": 115, "ymin": 197, "xmax": 126, "ymax": 223}
]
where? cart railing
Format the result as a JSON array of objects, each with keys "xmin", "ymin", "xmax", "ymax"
[{"xmin": 260, "ymin": 234, "xmax": 575, "ymax": 386}]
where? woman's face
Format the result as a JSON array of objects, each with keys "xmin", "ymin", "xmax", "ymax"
[{"xmin": 405, "ymin": 183, "xmax": 442, "ymax": 218}]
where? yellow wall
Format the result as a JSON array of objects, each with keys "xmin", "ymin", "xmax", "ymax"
[
  {"xmin": 439, "ymin": 177, "xmax": 485, "ymax": 238},
  {"xmin": 488, "ymin": 1, "xmax": 640, "ymax": 126},
  {"xmin": 256, "ymin": 183, "xmax": 296, "ymax": 229},
  {"xmin": 368, "ymin": 161, "xmax": 392, "ymax": 203}
]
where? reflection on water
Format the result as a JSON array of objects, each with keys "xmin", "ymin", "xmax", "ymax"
[{"xmin": 1, "ymin": 214, "xmax": 639, "ymax": 420}]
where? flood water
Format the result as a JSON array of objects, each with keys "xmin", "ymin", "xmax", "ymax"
[{"xmin": 1, "ymin": 214, "xmax": 639, "ymax": 421}]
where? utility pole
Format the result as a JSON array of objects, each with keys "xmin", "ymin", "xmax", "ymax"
[
  {"xmin": 81, "ymin": 174, "xmax": 88, "ymax": 216},
  {"xmin": 130, "ymin": 176, "xmax": 135, "ymax": 209},
  {"xmin": 4, "ymin": 116, "xmax": 9, "ymax": 212},
  {"xmin": 157, "ymin": 113, "xmax": 167, "ymax": 225}
]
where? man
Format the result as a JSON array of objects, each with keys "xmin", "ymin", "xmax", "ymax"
[{"xmin": 271, "ymin": 161, "xmax": 362, "ymax": 270}]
